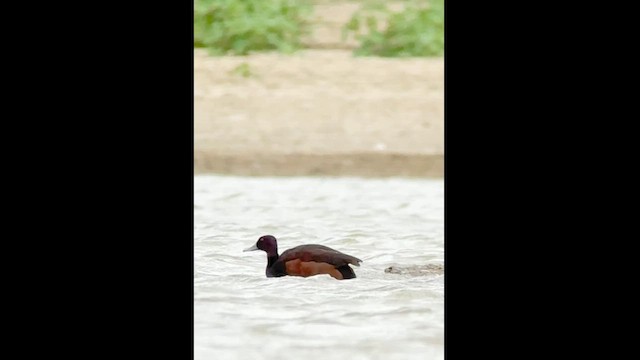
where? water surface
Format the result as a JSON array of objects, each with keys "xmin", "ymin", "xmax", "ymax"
[{"xmin": 195, "ymin": 175, "xmax": 444, "ymax": 360}]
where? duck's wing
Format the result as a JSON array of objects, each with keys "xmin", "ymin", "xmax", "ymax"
[{"xmin": 279, "ymin": 244, "xmax": 363, "ymax": 267}]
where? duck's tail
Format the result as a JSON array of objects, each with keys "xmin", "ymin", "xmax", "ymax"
[{"xmin": 336, "ymin": 264, "xmax": 357, "ymax": 279}]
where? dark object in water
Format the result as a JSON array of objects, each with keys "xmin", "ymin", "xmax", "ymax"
[
  {"xmin": 243, "ymin": 235, "xmax": 362, "ymax": 280},
  {"xmin": 385, "ymin": 264, "xmax": 444, "ymax": 276}
]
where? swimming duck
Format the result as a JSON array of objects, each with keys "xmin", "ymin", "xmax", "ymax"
[{"xmin": 243, "ymin": 235, "xmax": 362, "ymax": 280}]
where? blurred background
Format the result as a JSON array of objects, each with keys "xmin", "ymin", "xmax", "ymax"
[
  {"xmin": 194, "ymin": 1, "xmax": 444, "ymax": 360},
  {"xmin": 194, "ymin": 0, "xmax": 443, "ymax": 177}
]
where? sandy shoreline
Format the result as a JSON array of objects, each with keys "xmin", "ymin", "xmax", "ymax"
[{"xmin": 194, "ymin": 49, "xmax": 443, "ymax": 177}]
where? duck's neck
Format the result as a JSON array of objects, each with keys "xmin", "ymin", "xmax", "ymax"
[{"xmin": 266, "ymin": 252, "xmax": 279, "ymax": 268}]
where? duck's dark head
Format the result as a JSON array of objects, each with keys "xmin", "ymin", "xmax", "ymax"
[{"xmin": 243, "ymin": 235, "xmax": 278, "ymax": 256}]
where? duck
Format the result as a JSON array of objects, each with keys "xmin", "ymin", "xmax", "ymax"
[{"xmin": 243, "ymin": 235, "xmax": 362, "ymax": 280}]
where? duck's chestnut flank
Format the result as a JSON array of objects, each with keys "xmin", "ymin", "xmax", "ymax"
[{"xmin": 243, "ymin": 235, "xmax": 362, "ymax": 280}]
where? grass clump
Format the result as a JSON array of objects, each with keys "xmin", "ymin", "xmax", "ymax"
[
  {"xmin": 343, "ymin": 0, "xmax": 444, "ymax": 57},
  {"xmin": 194, "ymin": 0, "xmax": 312, "ymax": 55},
  {"xmin": 229, "ymin": 62, "xmax": 253, "ymax": 78}
]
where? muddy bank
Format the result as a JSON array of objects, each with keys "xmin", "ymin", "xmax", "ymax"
[{"xmin": 194, "ymin": 152, "xmax": 443, "ymax": 177}]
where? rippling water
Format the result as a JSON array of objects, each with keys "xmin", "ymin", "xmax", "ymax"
[{"xmin": 195, "ymin": 175, "xmax": 444, "ymax": 360}]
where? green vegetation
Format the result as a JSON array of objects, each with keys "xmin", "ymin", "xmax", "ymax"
[
  {"xmin": 194, "ymin": 0, "xmax": 312, "ymax": 55},
  {"xmin": 229, "ymin": 63, "xmax": 253, "ymax": 78},
  {"xmin": 343, "ymin": 0, "xmax": 444, "ymax": 57},
  {"xmin": 194, "ymin": 0, "xmax": 444, "ymax": 58}
]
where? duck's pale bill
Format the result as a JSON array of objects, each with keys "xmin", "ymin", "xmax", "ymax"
[{"xmin": 243, "ymin": 244, "xmax": 259, "ymax": 252}]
